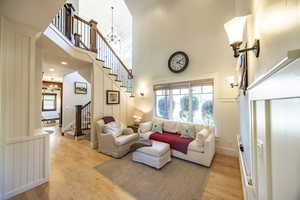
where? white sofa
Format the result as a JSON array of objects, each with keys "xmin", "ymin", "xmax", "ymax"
[{"xmin": 138, "ymin": 118, "xmax": 215, "ymax": 167}]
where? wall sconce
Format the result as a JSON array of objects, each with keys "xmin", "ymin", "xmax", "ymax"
[
  {"xmin": 224, "ymin": 16, "xmax": 260, "ymax": 58},
  {"xmin": 227, "ymin": 76, "xmax": 238, "ymax": 88}
]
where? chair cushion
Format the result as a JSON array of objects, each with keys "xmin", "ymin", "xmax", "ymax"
[
  {"xmin": 135, "ymin": 141, "xmax": 170, "ymax": 157},
  {"xmin": 115, "ymin": 134, "xmax": 138, "ymax": 146},
  {"xmin": 102, "ymin": 116, "xmax": 115, "ymax": 124},
  {"xmin": 103, "ymin": 121, "xmax": 122, "ymax": 138}
]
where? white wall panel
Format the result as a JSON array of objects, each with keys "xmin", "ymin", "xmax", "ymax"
[
  {"xmin": 91, "ymin": 61, "xmax": 133, "ymax": 148},
  {"xmin": 4, "ymin": 134, "xmax": 49, "ymax": 199},
  {"xmin": 0, "ymin": 17, "xmax": 50, "ymax": 199}
]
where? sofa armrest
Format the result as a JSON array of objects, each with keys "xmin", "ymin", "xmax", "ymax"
[
  {"xmin": 138, "ymin": 121, "xmax": 153, "ymax": 135},
  {"xmin": 97, "ymin": 132, "xmax": 115, "ymax": 153},
  {"xmin": 203, "ymin": 134, "xmax": 215, "ymax": 156},
  {"xmin": 122, "ymin": 128, "xmax": 134, "ymax": 135}
]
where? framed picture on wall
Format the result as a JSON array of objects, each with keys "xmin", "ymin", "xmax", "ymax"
[
  {"xmin": 74, "ymin": 82, "xmax": 87, "ymax": 94},
  {"xmin": 106, "ymin": 90, "xmax": 120, "ymax": 105}
]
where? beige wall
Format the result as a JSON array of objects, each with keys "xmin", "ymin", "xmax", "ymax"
[
  {"xmin": 126, "ymin": 0, "xmax": 241, "ymax": 156},
  {"xmin": 236, "ymin": 0, "xmax": 300, "ymax": 84}
]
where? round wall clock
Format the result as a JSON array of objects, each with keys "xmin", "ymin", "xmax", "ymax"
[{"xmin": 168, "ymin": 51, "xmax": 189, "ymax": 73}]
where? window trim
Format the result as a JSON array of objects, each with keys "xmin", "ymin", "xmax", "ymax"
[
  {"xmin": 153, "ymin": 79, "xmax": 215, "ymax": 125},
  {"xmin": 42, "ymin": 93, "xmax": 57, "ymax": 112}
]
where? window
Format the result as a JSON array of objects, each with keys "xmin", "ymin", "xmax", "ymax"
[
  {"xmin": 154, "ymin": 79, "xmax": 214, "ymax": 125},
  {"xmin": 42, "ymin": 93, "xmax": 57, "ymax": 111}
]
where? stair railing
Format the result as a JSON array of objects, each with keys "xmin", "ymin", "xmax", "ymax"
[
  {"xmin": 75, "ymin": 101, "xmax": 91, "ymax": 137},
  {"xmin": 51, "ymin": 4, "xmax": 134, "ymax": 96}
]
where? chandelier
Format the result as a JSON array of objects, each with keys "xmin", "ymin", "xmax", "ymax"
[{"xmin": 107, "ymin": 6, "xmax": 121, "ymax": 44}]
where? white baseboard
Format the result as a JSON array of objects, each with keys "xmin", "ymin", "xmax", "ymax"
[
  {"xmin": 216, "ymin": 146, "xmax": 238, "ymax": 157},
  {"xmin": 5, "ymin": 178, "xmax": 48, "ymax": 199}
]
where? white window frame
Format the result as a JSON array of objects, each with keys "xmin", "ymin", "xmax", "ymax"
[{"xmin": 153, "ymin": 79, "xmax": 214, "ymax": 125}]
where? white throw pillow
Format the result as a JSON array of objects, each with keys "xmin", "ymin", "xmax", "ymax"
[
  {"xmin": 103, "ymin": 121, "xmax": 122, "ymax": 138},
  {"xmin": 196, "ymin": 128, "xmax": 210, "ymax": 146},
  {"xmin": 179, "ymin": 124, "xmax": 195, "ymax": 139},
  {"xmin": 163, "ymin": 120, "xmax": 178, "ymax": 133},
  {"xmin": 139, "ymin": 121, "xmax": 153, "ymax": 134}
]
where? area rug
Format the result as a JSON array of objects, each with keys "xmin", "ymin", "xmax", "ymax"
[{"xmin": 95, "ymin": 154, "xmax": 209, "ymax": 200}]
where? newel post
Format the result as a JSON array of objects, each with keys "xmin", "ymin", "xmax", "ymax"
[
  {"xmin": 89, "ymin": 20, "xmax": 98, "ymax": 53},
  {"xmin": 74, "ymin": 33, "xmax": 81, "ymax": 47},
  {"xmin": 75, "ymin": 105, "xmax": 82, "ymax": 137},
  {"xmin": 64, "ymin": 3, "xmax": 75, "ymax": 41}
]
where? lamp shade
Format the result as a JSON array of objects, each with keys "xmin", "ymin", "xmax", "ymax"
[
  {"xmin": 227, "ymin": 76, "xmax": 236, "ymax": 84},
  {"xmin": 224, "ymin": 16, "xmax": 246, "ymax": 45},
  {"xmin": 132, "ymin": 108, "xmax": 144, "ymax": 124}
]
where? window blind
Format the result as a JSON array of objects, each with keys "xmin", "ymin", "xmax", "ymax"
[{"xmin": 153, "ymin": 79, "xmax": 213, "ymax": 91}]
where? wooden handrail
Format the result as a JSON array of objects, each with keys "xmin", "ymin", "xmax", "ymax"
[
  {"xmin": 73, "ymin": 15, "xmax": 90, "ymax": 25},
  {"xmin": 72, "ymin": 14, "xmax": 133, "ymax": 78},
  {"xmin": 96, "ymin": 29, "xmax": 133, "ymax": 78},
  {"xmin": 82, "ymin": 101, "xmax": 91, "ymax": 109}
]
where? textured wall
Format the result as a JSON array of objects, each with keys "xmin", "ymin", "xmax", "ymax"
[{"xmin": 126, "ymin": 0, "xmax": 240, "ymax": 156}]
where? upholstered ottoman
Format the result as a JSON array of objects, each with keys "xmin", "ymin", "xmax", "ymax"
[{"xmin": 132, "ymin": 141, "xmax": 171, "ymax": 169}]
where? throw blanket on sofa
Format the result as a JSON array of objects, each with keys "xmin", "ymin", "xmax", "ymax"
[{"xmin": 150, "ymin": 132, "xmax": 193, "ymax": 154}]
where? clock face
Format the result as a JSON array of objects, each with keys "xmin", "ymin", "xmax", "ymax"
[{"xmin": 168, "ymin": 51, "xmax": 189, "ymax": 73}]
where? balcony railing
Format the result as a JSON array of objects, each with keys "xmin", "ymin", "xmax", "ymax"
[{"xmin": 51, "ymin": 4, "xmax": 134, "ymax": 95}]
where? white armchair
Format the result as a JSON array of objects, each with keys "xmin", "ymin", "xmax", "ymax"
[{"xmin": 95, "ymin": 119, "xmax": 139, "ymax": 158}]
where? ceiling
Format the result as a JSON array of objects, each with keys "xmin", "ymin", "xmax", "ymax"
[
  {"xmin": 0, "ymin": 0, "xmax": 65, "ymax": 31},
  {"xmin": 37, "ymin": 35, "xmax": 92, "ymax": 82}
]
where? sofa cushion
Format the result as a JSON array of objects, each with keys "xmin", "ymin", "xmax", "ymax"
[
  {"xmin": 151, "ymin": 121, "xmax": 163, "ymax": 133},
  {"xmin": 139, "ymin": 121, "xmax": 153, "ymax": 133},
  {"xmin": 163, "ymin": 120, "xmax": 179, "ymax": 133},
  {"xmin": 178, "ymin": 124, "xmax": 195, "ymax": 139},
  {"xmin": 103, "ymin": 121, "xmax": 122, "ymax": 138},
  {"xmin": 135, "ymin": 141, "xmax": 170, "ymax": 157},
  {"xmin": 150, "ymin": 132, "xmax": 193, "ymax": 154},
  {"xmin": 115, "ymin": 134, "xmax": 138, "ymax": 146}
]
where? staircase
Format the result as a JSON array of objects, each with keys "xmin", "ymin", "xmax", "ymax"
[
  {"xmin": 51, "ymin": 3, "xmax": 134, "ymax": 96},
  {"xmin": 63, "ymin": 101, "xmax": 91, "ymax": 139}
]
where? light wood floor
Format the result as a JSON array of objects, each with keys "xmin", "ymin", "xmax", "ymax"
[{"xmin": 11, "ymin": 129, "xmax": 243, "ymax": 200}]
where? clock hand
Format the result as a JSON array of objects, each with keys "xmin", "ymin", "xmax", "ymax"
[{"xmin": 176, "ymin": 58, "xmax": 184, "ymax": 64}]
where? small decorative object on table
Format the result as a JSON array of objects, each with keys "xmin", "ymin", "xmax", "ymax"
[{"xmin": 128, "ymin": 124, "xmax": 139, "ymax": 133}]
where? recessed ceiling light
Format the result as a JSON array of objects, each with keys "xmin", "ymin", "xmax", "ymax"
[
  {"xmin": 61, "ymin": 61, "xmax": 68, "ymax": 65},
  {"xmin": 49, "ymin": 68, "xmax": 55, "ymax": 72}
]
